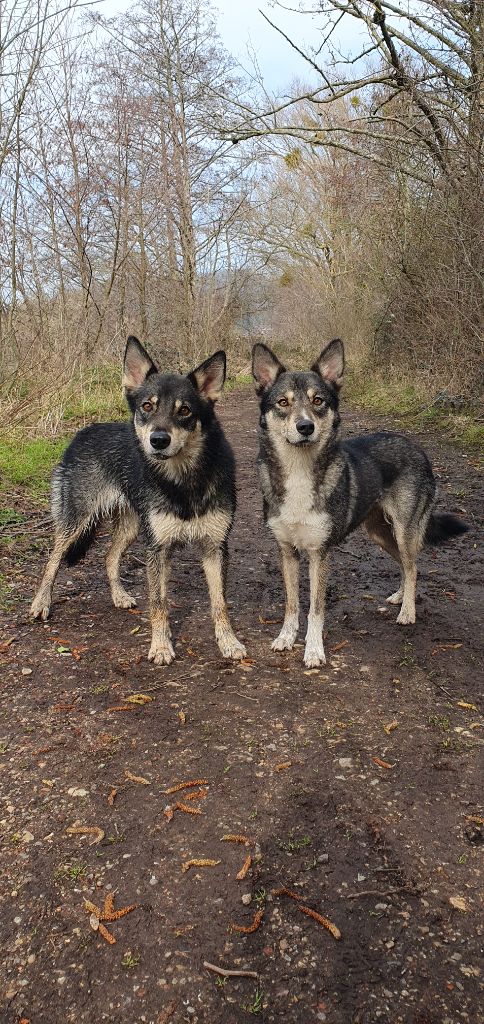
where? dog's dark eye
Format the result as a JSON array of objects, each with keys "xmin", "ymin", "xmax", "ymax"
[
  {"xmin": 277, "ymin": 397, "xmax": 288, "ymax": 408},
  {"xmin": 179, "ymin": 404, "xmax": 191, "ymax": 417},
  {"xmin": 141, "ymin": 401, "xmax": 153, "ymax": 413},
  {"xmin": 313, "ymin": 396, "xmax": 325, "ymax": 407}
]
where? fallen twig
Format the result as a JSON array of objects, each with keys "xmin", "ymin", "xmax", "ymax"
[
  {"xmin": 203, "ymin": 961, "xmax": 258, "ymax": 979},
  {"xmin": 344, "ymin": 886, "xmax": 418, "ymax": 899}
]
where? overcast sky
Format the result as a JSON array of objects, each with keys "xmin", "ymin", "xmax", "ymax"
[{"xmin": 98, "ymin": 0, "xmax": 365, "ymax": 93}]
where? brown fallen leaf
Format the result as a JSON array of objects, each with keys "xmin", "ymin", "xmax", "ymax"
[
  {"xmin": 125, "ymin": 770, "xmax": 150, "ymax": 785},
  {"xmin": 83, "ymin": 892, "xmax": 139, "ymax": 943},
  {"xmin": 449, "ymin": 895, "xmax": 468, "ymax": 912},
  {"xmin": 84, "ymin": 898, "xmax": 101, "ymax": 916},
  {"xmin": 222, "ymin": 834, "xmax": 252, "ymax": 845},
  {"xmin": 125, "ymin": 693, "xmax": 153, "ymax": 704},
  {"xmin": 272, "ymin": 886, "xmax": 302, "ymax": 901},
  {"xmin": 107, "ymin": 787, "xmax": 117, "ymax": 806},
  {"xmin": 258, "ymin": 614, "xmax": 281, "ymax": 624},
  {"xmin": 236, "ymin": 853, "xmax": 252, "ymax": 880},
  {"xmin": 457, "ymin": 700, "xmax": 478, "ymax": 711},
  {"xmin": 66, "ymin": 822, "xmax": 105, "ymax": 845},
  {"xmin": 330, "ymin": 640, "xmax": 349, "ymax": 653},
  {"xmin": 107, "ymin": 705, "xmax": 134, "ymax": 713},
  {"xmin": 466, "ymin": 815, "xmax": 483, "ymax": 825},
  {"xmin": 274, "ymin": 760, "xmax": 292, "ymax": 771},
  {"xmin": 372, "ymin": 756, "xmax": 393, "ymax": 769},
  {"xmin": 175, "ymin": 801, "xmax": 202, "ymax": 815},
  {"xmin": 157, "ymin": 1000, "xmax": 178, "ymax": 1024},
  {"xmin": 71, "ymin": 646, "xmax": 88, "ymax": 661},
  {"xmin": 231, "ymin": 908, "xmax": 264, "ymax": 934},
  {"xmin": 431, "ymin": 642, "xmax": 462, "ymax": 656},
  {"xmin": 183, "ymin": 787, "xmax": 207, "ymax": 802},
  {"xmin": 0, "ymin": 636, "xmax": 16, "ymax": 653},
  {"xmin": 383, "ymin": 720, "xmax": 398, "ymax": 735},
  {"xmin": 178, "ymin": 710, "xmax": 186, "ymax": 725},
  {"xmin": 298, "ymin": 903, "xmax": 341, "ymax": 939},
  {"xmin": 165, "ymin": 779, "xmax": 208, "ymax": 795},
  {"xmin": 181, "ymin": 858, "xmax": 220, "ymax": 873},
  {"xmin": 98, "ymin": 922, "xmax": 116, "ymax": 944}
]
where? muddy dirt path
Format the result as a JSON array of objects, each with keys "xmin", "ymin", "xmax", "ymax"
[{"xmin": 1, "ymin": 390, "xmax": 482, "ymax": 1024}]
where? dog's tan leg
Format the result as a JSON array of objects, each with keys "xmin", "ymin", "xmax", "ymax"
[
  {"xmin": 364, "ymin": 507, "xmax": 404, "ymax": 606},
  {"xmin": 146, "ymin": 547, "xmax": 175, "ymax": 665},
  {"xmin": 393, "ymin": 527, "xmax": 418, "ymax": 625},
  {"xmin": 304, "ymin": 550, "xmax": 329, "ymax": 668},
  {"xmin": 201, "ymin": 542, "xmax": 246, "ymax": 661},
  {"xmin": 272, "ymin": 542, "xmax": 300, "ymax": 652},
  {"xmin": 106, "ymin": 510, "xmax": 139, "ymax": 609},
  {"xmin": 31, "ymin": 527, "xmax": 84, "ymax": 621}
]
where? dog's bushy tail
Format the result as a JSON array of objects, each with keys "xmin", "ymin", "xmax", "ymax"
[
  {"xmin": 64, "ymin": 522, "xmax": 97, "ymax": 565},
  {"xmin": 425, "ymin": 513, "xmax": 469, "ymax": 546}
]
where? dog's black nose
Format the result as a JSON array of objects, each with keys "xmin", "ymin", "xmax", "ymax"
[
  {"xmin": 296, "ymin": 419, "xmax": 315, "ymax": 437},
  {"xmin": 150, "ymin": 430, "xmax": 171, "ymax": 451}
]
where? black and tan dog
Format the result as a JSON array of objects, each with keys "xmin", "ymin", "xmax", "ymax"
[
  {"xmin": 252, "ymin": 338, "xmax": 468, "ymax": 668},
  {"xmin": 31, "ymin": 337, "xmax": 246, "ymax": 665}
]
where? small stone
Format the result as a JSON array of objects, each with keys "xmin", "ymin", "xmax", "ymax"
[
  {"xmin": 67, "ymin": 787, "xmax": 88, "ymax": 797},
  {"xmin": 21, "ymin": 667, "xmax": 33, "ymax": 676},
  {"xmin": 317, "ymin": 854, "xmax": 329, "ymax": 864},
  {"xmin": 22, "ymin": 830, "xmax": 34, "ymax": 843},
  {"xmin": 338, "ymin": 758, "xmax": 353, "ymax": 769},
  {"xmin": 241, "ymin": 893, "xmax": 252, "ymax": 905},
  {"xmin": 149, "ymin": 875, "xmax": 157, "ymax": 886}
]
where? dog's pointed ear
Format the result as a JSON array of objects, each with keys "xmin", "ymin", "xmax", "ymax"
[
  {"xmin": 311, "ymin": 338, "xmax": 345, "ymax": 389},
  {"xmin": 252, "ymin": 343, "xmax": 285, "ymax": 395},
  {"xmin": 123, "ymin": 336, "xmax": 158, "ymax": 393},
  {"xmin": 188, "ymin": 350, "xmax": 226, "ymax": 402}
]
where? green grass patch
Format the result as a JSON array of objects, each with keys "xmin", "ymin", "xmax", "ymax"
[
  {"xmin": 0, "ymin": 435, "xmax": 69, "ymax": 496},
  {"xmin": 225, "ymin": 372, "xmax": 253, "ymax": 393},
  {"xmin": 61, "ymin": 364, "xmax": 126, "ymax": 423},
  {"xmin": 346, "ymin": 369, "xmax": 483, "ymax": 457}
]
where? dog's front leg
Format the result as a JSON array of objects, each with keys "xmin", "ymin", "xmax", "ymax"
[
  {"xmin": 304, "ymin": 549, "xmax": 329, "ymax": 667},
  {"xmin": 146, "ymin": 546, "xmax": 175, "ymax": 665},
  {"xmin": 201, "ymin": 540, "xmax": 246, "ymax": 661},
  {"xmin": 272, "ymin": 542, "xmax": 300, "ymax": 651}
]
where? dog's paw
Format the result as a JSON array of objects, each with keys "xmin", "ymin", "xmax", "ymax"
[
  {"xmin": 148, "ymin": 639, "xmax": 175, "ymax": 665},
  {"xmin": 386, "ymin": 588, "xmax": 403, "ymax": 605},
  {"xmin": 272, "ymin": 629, "xmax": 297, "ymax": 652},
  {"xmin": 112, "ymin": 587, "xmax": 137, "ymax": 609},
  {"xmin": 30, "ymin": 593, "xmax": 51, "ymax": 621},
  {"xmin": 396, "ymin": 607, "xmax": 416, "ymax": 625},
  {"xmin": 218, "ymin": 634, "xmax": 247, "ymax": 661},
  {"xmin": 303, "ymin": 643, "xmax": 326, "ymax": 668}
]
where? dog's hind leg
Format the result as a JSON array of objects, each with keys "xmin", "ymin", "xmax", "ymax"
[
  {"xmin": 272, "ymin": 543, "xmax": 300, "ymax": 652},
  {"xmin": 304, "ymin": 550, "xmax": 330, "ymax": 668},
  {"xmin": 146, "ymin": 546, "xmax": 175, "ymax": 665},
  {"xmin": 31, "ymin": 526, "xmax": 84, "ymax": 621},
  {"xmin": 201, "ymin": 541, "xmax": 246, "ymax": 661},
  {"xmin": 364, "ymin": 507, "xmax": 404, "ymax": 606},
  {"xmin": 106, "ymin": 510, "xmax": 139, "ymax": 609},
  {"xmin": 392, "ymin": 525, "xmax": 420, "ymax": 625}
]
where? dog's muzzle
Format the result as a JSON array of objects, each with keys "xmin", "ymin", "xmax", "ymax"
[
  {"xmin": 150, "ymin": 430, "xmax": 171, "ymax": 452},
  {"xmin": 295, "ymin": 418, "xmax": 315, "ymax": 438}
]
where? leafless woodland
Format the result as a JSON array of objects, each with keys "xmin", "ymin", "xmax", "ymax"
[{"xmin": 0, "ymin": 0, "xmax": 483, "ymax": 417}]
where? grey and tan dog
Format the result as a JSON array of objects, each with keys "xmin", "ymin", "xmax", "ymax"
[
  {"xmin": 252, "ymin": 339, "xmax": 468, "ymax": 668},
  {"xmin": 31, "ymin": 336, "xmax": 246, "ymax": 665}
]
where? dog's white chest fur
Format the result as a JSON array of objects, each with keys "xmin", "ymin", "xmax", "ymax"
[
  {"xmin": 149, "ymin": 508, "xmax": 230, "ymax": 548},
  {"xmin": 268, "ymin": 446, "xmax": 331, "ymax": 551}
]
